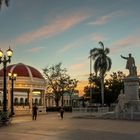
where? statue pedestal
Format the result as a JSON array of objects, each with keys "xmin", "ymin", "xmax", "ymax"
[
  {"xmin": 128, "ymin": 100, "xmax": 140, "ymax": 112},
  {"xmin": 124, "ymin": 76, "xmax": 139, "ymax": 101}
]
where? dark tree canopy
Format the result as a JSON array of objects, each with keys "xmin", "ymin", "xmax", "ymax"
[
  {"xmin": 83, "ymin": 71, "xmax": 126, "ymax": 106},
  {"xmin": 90, "ymin": 42, "xmax": 112, "ymax": 76},
  {"xmin": 42, "ymin": 63, "xmax": 78, "ymax": 107}
]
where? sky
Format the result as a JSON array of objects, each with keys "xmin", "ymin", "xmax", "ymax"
[{"xmin": 0, "ymin": 0, "xmax": 140, "ymax": 95}]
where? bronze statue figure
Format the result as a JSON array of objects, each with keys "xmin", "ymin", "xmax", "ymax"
[{"xmin": 121, "ymin": 53, "xmax": 137, "ymax": 76}]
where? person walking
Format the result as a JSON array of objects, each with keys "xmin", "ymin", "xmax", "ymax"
[
  {"xmin": 60, "ymin": 106, "xmax": 64, "ymax": 120},
  {"xmin": 32, "ymin": 104, "xmax": 38, "ymax": 120}
]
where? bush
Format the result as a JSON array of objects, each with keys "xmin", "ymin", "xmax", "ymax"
[{"xmin": 46, "ymin": 106, "xmax": 72, "ymax": 112}]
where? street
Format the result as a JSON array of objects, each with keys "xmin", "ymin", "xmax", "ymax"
[{"xmin": 0, "ymin": 112, "xmax": 140, "ymax": 140}]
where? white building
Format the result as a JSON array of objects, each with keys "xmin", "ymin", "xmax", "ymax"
[{"xmin": 45, "ymin": 92, "xmax": 80, "ymax": 107}]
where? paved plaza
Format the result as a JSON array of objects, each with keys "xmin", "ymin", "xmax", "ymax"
[{"xmin": 0, "ymin": 112, "xmax": 140, "ymax": 140}]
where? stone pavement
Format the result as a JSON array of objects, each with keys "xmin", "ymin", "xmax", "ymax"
[{"xmin": 0, "ymin": 112, "xmax": 140, "ymax": 140}]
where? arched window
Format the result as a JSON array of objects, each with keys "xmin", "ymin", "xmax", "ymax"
[
  {"xmin": 20, "ymin": 98, "xmax": 24, "ymax": 105},
  {"xmin": 25, "ymin": 98, "xmax": 28, "ymax": 105},
  {"xmin": 39, "ymin": 98, "xmax": 41, "ymax": 106},
  {"xmin": 35, "ymin": 98, "xmax": 38, "ymax": 105},
  {"xmin": 32, "ymin": 99, "xmax": 34, "ymax": 104},
  {"xmin": 14, "ymin": 98, "xmax": 18, "ymax": 105},
  {"xmin": 0, "ymin": 100, "xmax": 2, "ymax": 106},
  {"xmin": 52, "ymin": 100, "xmax": 54, "ymax": 106}
]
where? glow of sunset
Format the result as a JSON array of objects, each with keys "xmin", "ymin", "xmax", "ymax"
[{"xmin": 0, "ymin": 0, "xmax": 140, "ymax": 96}]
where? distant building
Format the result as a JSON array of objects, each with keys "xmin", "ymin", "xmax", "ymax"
[{"xmin": 45, "ymin": 91, "xmax": 80, "ymax": 107}]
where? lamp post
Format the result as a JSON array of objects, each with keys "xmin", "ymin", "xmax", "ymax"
[
  {"xmin": 0, "ymin": 47, "xmax": 13, "ymax": 113},
  {"xmin": 89, "ymin": 49, "xmax": 92, "ymax": 106},
  {"xmin": 8, "ymin": 72, "xmax": 17, "ymax": 116}
]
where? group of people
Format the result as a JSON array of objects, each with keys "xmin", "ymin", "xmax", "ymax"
[{"xmin": 32, "ymin": 104, "xmax": 64, "ymax": 120}]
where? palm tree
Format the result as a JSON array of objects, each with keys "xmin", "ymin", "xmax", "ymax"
[
  {"xmin": 0, "ymin": 0, "xmax": 9, "ymax": 8},
  {"xmin": 90, "ymin": 41, "xmax": 112, "ymax": 106}
]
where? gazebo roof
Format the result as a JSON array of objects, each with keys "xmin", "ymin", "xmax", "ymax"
[{"xmin": 0, "ymin": 63, "xmax": 44, "ymax": 79}]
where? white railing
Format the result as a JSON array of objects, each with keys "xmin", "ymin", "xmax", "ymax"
[
  {"xmin": 72, "ymin": 106, "xmax": 140, "ymax": 120},
  {"xmin": 72, "ymin": 107, "xmax": 109, "ymax": 117}
]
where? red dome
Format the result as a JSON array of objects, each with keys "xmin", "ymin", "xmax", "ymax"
[{"xmin": 0, "ymin": 63, "xmax": 44, "ymax": 79}]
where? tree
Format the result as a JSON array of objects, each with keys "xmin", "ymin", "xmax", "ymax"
[
  {"xmin": 104, "ymin": 71, "xmax": 126, "ymax": 106},
  {"xmin": 84, "ymin": 74, "xmax": 101, "ymax": 104},
  {"xmin": 66, "ymin": 78, "xmax": 78, "ymax": 106},
  {"xmin": 90, "ymin": 41, "xmax": 112, "ymax": 106},
  {"xmin": 42, "ymin": 63, "xmax": 78, "ymax": 107},
  {"xmin": 0, "ymin": 0, "xmax": 9, "ymax": 8},
  {"xmin": 84, "ymin": 71, "xmax": 125, "ymax": 106}
]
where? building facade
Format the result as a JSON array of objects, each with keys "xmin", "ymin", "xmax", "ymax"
[
  {"xmin": 45, "ymin": 92, "xmax": 80, "ymax": 107},
  {"xmin": 0, "ymin": 63, "xmax": 46, "ymax": 115}
]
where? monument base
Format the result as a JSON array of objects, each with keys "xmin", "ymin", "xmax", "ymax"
[
  {"xmin": 126, "ymin": 100, "xmax": 140, "ymax": 112},
  {"xmin": 124, "ymin": 76, "xmax": 139, "ymax": 100}
]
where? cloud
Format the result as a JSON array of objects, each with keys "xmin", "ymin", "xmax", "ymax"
[
  {"xmin": 90, "ymin": 33, "xmax": 107, "ymax": 42},
  {"xmin": 88, "ymin": 10, "xmax": 124, "ymax": 26},
  {"xmin": 70, "ymin": 61, "xmax": 88, "ymax": 71},
  {"xmin": 111, "ymin": 32, "xmax": 140, "ymax": 54},
  {"xmin": 28, "ymin": 47, "xmax": 45, "ymax": 53},
  {"xmin": 58, "ymin": 36, "xmax": 89, "ymax": 53},
  {"xmin": 59, "ymin": 33, "xmax": 107, "ymax": 53},
  {"xmin": 15, "ymin": 12, "xmax": 89, "ymax": 45}
]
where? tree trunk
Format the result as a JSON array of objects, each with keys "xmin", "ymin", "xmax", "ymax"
[
  {"xmin": 55, "ymin": 99, "xmax": 59, "ymax": 107},
  {"xmin": 101, "ymin": 75, "xmax": 104, "ymax": 106},
  {"xmin": 69, "ymin": 94, "xmax": 72, "ymax": 107},
  {"xmin": 61, "ymin": 93, "xmax": 64, "ymax": 107}
]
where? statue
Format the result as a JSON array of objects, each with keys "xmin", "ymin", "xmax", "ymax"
[
  {"xmin": 115, "ymin": 90, "xmax": 127, "ymax": 113},
  {"xmin": 121, "ymin": 53, "xmax": 137, "ymax": 76}
]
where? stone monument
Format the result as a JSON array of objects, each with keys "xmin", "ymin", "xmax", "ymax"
[
  {"xmin": 97, "ymin": 54, "xmax": 140, "ymax": 120},
  {"xmin": 115, "ymin": 90, "xmax": 127, "ymax": 113},
  {"xmin": 121, "ymin": 53, "xmax": 140, "ymax": 112}
]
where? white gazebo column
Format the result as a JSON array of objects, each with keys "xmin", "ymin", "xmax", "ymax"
[
  {"xmin": 42, "ymin": 91, "xmax": 46, "ymax": 106},
  {"xmin": 40, "ymin": 91, "xmax": 44, "ymax": 106},
  {"xmin": 28, "ymin": 87, "xmax": 33, "ymax": 113}
]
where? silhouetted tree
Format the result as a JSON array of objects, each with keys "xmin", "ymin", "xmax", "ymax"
[
  {"xmin": 104, "ymin": 71, "xmax": 126, "ymax": 106},
  {"xmin": 42, "ymin": 63, "xmax": 78, "ymax": 107},
  {"xmin": 84, "ymin": 71, "xmax": 125, "ymax": 106},
  {"xmin": 66, "ymin": 78, "xmax": 78, "ymax": 106},
  {"xmin": 90, "ymin": 41, "xmax": 112, "ymax": 106},
  {"xmin": 83, "ymin": 74, "xmax": 101, "ymax": 104}
]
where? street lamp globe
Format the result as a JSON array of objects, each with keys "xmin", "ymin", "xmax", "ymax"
[
  {"xmin": 7, "ymin": 47, "xmax": 13, "ymax": 58},
  {"xmin": 0, "ymin": 49, "xmax": 3, "ymax": 59},
  {"xmin": 8, "ymin": 72, "xmax": 12, "ymax": 77},
  {"xmin": 8, "ymin": 72, "xmax": 17, "ymax": 80},
  {"xmin": 13, "ymin": 73, "xmax": 17, "ymax": 78}
]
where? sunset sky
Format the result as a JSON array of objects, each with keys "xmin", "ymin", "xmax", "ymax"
[{"xmin": 0, "ymin": 0, "xmax": 140, "ymax": 95}]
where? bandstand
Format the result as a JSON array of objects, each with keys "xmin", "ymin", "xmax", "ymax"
[{"xmin": 0, "ymin": 63, "xmax": 46, "ymax": 115}]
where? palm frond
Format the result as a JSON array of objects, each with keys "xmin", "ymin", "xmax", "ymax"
[
  {"xmin": 99, "ymin": 41, "xmax": 104, "ymax": 46},
  {"xmin": 106, "ymin": 57, "xmax": 112, "ymax": 71},
  {"xmin": 104, "ymin": 48, "xmax": 110, "ymax": 55},
  {"xmin": 91, "ymin": 42, "xmax": 112, "ymax": 76}
]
